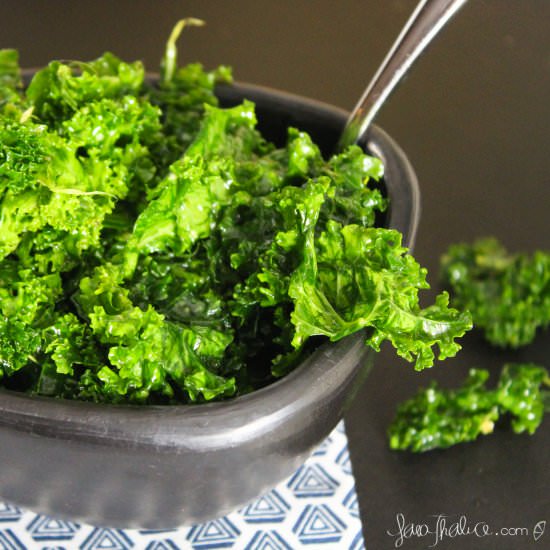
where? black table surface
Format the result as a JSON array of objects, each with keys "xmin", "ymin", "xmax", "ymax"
[{"xmin": 2, "ymin": 1, "xmax": 549, "ymax": 548}]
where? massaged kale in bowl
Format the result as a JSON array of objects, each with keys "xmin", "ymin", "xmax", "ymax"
[{"xmin": 0, "ymin": 24, "xmax": 471, "ymax": 526}]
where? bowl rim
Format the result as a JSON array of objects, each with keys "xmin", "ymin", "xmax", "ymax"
[{"xmin": 0, "ymin": 81, "xmax": 420, "ymax": 449}]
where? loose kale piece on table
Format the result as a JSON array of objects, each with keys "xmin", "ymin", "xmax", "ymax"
[
  {"xmin": 388, "ymin": 363, "xmax": 550, "ymax": 452},
  {"xmin": 441, "ymin": 237, "xmax": 550, "ymax": 347}
]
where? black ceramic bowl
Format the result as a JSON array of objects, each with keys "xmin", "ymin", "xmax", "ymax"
[{"xmin": 0, "ymin": 83, "xmax": 419, "ymax": 528}]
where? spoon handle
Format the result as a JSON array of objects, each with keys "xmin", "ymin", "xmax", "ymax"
[{"xmin": 337, "ymin": 0, "xmax": 468, "ymax": 151}]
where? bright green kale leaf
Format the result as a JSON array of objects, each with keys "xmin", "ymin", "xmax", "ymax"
[
  {"xmin": 75, "ymin": 264, "xmax": 236, "ymax": 403},
  {"xmin": 232, "ymin": 177, "xmax": 332, "ymax": 315},
  {"xmin": 0, "ymin": 49, "xmax": 20, "ymax": 92},
  {"xmin": 441, "ymin": 237, "xmax": 550, "ymax": 347},
  {"xmin": 131, "ymin": 155, "xmax": 235, "ymax": 257},
  {"xmin": 0, "ymin": 317, "xmax": 40, "ymax": 379},
  {"xmin": 0, "ymin": 49, "xmax": 24, "ymax": 115},
  {"xmin": 0, "ymin": 117, "xmax": 50, "ymax": 195},
  {"xmin": 388, "ymin": 363, "xmax": 550, "ymax": 452},
  {"xmin": 129, "ymin": 102, "xmax": 264, "ymax": 257},
  {"xmin": 42, "ymin": 313, "xmax": 100, "ymax": 376},
  {"xmin": 0, "ymin": 265, "xmax": 62, "ymax": 326},
  {"xmin": 90, "ymin": 306, "xmax": 236, "ymax": 403},
  {"xmin": 289, "ymin": 222, "xmax": 472, "ymax": 370},
  {"xmin": 0, "ymin": 91, "xmax": 161, "ymax": 261},
  {"xmin": 26, "ymin": 53, "xmax": 145, "ymax": 125},
  {"xmin": 495, "ymin": 363, "xmax": 549, "ymax": 434}
]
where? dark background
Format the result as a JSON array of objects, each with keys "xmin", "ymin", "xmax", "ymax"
[{"xmin": 2, "ymin": 1, "xmax": 549, "ymax": 548}]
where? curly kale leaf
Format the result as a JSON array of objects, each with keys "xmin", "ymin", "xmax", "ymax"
[
  {"xmin": 147, "ymin": 62, "xmax": 232, "ymax": 171},
  {"xmin": 0, "ymin": 93, "xmax": 160, "ymax": 261},
  {"xmin": 129, "ymin": 102, "xmax": 262, "ymax": 259},
  {"xmin": 441, "ymin": 237, "xmax": 550, "ymax": 347},
  {"xmin": 0, "ymin": 49, "xmax": 24, "ymax": 116},
  {"xmin": 289, "ymin": 222, "xmax": 472, "ymax": 370},
  {"xmin": 0, "ymin": 317, "xmax": 41, "ymax": 379},
  {"xmin": 75, "ymin": 265, "xmax": 236, "ymax": 403},
  {"xmin": 26, "ymin": 53, "xmax": 144, "ymax": 126},
  {"xmin": 0, "ymin": 265, "xmax": 102, "ymax": 394},
  {"xmin": 129, "ymin": 253, "xmax": 227, "ymax": 327},
  {"xmin": 0, "ymin": 310, "xmax": 103, "ymax": 395},
  {"xmin": 33, "ymin": 313, "xmax": 103, "ymax": 397},
  {"xmin": 0, "ymin": 268, "xmax": 62, "ymax": 326},
  {"xmin": 319, "ymin": 144, "xmax": 387, "ymax": 228},
  {"xmin": 388, "ymin": 363, "xmax": 550, "ymax": 452},
  {"xmin": 131, "ymin": 155, "xmax": 235, "ymax": 257},
  {"xmin": 495, "ymin": 363, "xmax": 550, "ymax": 434}
]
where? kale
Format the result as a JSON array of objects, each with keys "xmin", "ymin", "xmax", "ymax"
[
  {"xmin": 388, "ymin": 363, "xmax": 550, "ymax": 452},
  {"xmin": 0, "ymin": 21, "xmax": 471, "ymax": 404},
  {"xmin": 441, "ymin": 237, "xmax": 550, "ymax": 347},
  {"xmin": 0, "ymin": 49, "xmax": 24, "ymax": 117}
]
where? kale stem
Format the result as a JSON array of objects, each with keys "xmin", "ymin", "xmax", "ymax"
[{"xmin": 161, "ymin": 18, "xmax": 205, "ymax": 84}]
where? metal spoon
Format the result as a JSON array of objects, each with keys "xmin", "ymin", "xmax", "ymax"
[{"xmin": 337, "ymin": 0, "xmax": 468, "ymax": 151}]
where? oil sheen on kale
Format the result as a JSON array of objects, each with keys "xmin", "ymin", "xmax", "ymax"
[
  {"xmin": 388, "ymin": 363, "xmax": 550, "ymax": 452},
  {"xmin": 0, "ymin": 22, "xmax": 471, "ymax": 404}
]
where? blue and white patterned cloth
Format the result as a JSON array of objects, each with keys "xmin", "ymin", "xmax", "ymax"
[{"xmin": 0, "ymin": 421, "xmax": 364, "ymax": 549}]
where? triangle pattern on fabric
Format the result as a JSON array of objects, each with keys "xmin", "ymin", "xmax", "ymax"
[
  {"xmin": 292, "ymin": 504, "xmax": 346, "ymax": 544},
  {"xmin": 27, "ymin": 515, "xmax": 80, "ymax": 541},
  {"xmin": 138, "ymin": 529, "xmax": 178, "ymax": 535},
  {"xmin": 335, "ymin": 445, "xmax": 352, "ymax": 475},
  {"xmin": 79, "ymin": 527, "xmax": 134, "ymax": 550},
  {"xmin": 244, "ymin": 529, "xmax": 293, "ymax": 550},
  {"xmin": 0, "ymin": 502, "xmax": 22, "ymax": 522},
  {"xmin": 144, "ymin": 539, "xmax": 180, "ymax": 550},
  {"xmin": 350, "ymin": 527, "xmax": 367, "ymax": 550},
  {"xmin": 186, "ymin": 517, "xmax": 240, "ymax": 548},
  {"xmin": 343, "ymin": 487, "xmax": 360, "ymax": 518},
  {"xmin": 287, "ymin": 463, "xmax": 340, "ymax": 498},
  {"xmin": 312, "ymin": 436, "xmax": 332, "ymax": 456},
  {"xmin": 241, "ymin": 489, "xmax": 290, "ymax": 523}
]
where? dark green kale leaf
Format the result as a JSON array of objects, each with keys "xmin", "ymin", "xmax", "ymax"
[
  {"xmin": 147, "ymin": 62, "xmax": 232, "ymax": 172},
  {"xmin": 388, "ymin": 363, "xmax": 550, "ymax": 452},
  {"xmin": 319, "ymin": 144, "xmax": 387, "ymax": 228},
  {"xmin": 441, "ymin": 237, "xmax": 550, "ymax": 347},
  {"xmin": 129, "ymin": 252, "xmax": 227, "ymax": 327}
]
